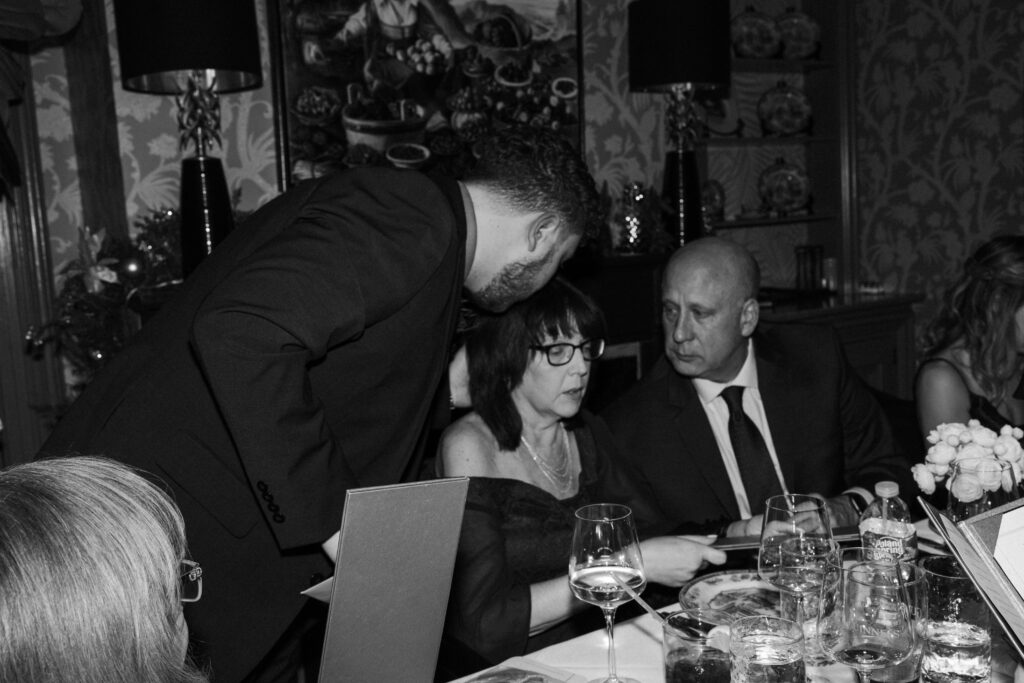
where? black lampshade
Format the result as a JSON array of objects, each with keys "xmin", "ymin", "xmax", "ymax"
[
  {"xmin": 113, "ymin": 0, "xmax": 262, "ymax": 94},
  {"xmin": 627, "ymin": 0, "xmax": 731, "ymax": 92}
]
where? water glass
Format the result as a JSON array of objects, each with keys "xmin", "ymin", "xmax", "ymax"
[
  {"xmin": 947, "ymin": 457, "xmax": 1020, "ymax": 522},
  {"xmin": 662, "ymin": 609, "xmax": 731, "ymax": 683},
  {"xmin": 729, "ymin": 615, "xmax": 805, "ymax": 683},
  {"xmin": 867, "ymin": 561, "xmax": 926, "ymax": 682},
  {"xmin": 920, "ymin": 555, "xmax": 991, "ymax": 683}
]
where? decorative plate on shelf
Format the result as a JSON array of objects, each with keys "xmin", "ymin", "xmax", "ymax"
[
  {"xmin": 731, "ymin": 7, "xmax": 781, "ymax": 59},
  {"xmin": 757, "ymin": 81, "xmax": 812, "ymax": 136},
  {"xmin": 758, "ymin": 158, "xmax": 811, "ymax": 214},
  {"xmin": 777, "ymin": 9, "xmax": 821, "ymax": 60},
  {"xmin": 678, "ymin": 570, "xmax": 780, "ymax": 620}
]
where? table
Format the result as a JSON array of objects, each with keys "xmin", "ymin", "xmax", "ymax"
[
  {"xmin": 525, "ymin": 608, "xmax": 1018, "ymax": 683},
  {"xmin": 528, "ymin": 607, "xmax": 857, "ymax": 683},
  {"xmin": 456, "ymin": 522, "xmax": 1018, "ymax": 682}
]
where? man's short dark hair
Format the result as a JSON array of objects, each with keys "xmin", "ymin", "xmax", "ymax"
[
  {"xmin": 467, "ymin": 277, "xmax": 606, "ymax": 450},
  {"xmin": 464, "ymin": 127, "xmax": 604, "ymax": 244}
]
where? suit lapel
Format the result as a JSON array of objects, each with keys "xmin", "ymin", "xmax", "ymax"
[
  {"xmin": 667, "ymin": 370, "xmax": 740, "ymax": 519},
  {"xmin": 755, "ymin": 334, "xmax": 804, "ymax": 491}
]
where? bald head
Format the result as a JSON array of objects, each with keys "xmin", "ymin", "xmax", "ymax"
[
  {"xmin": 665, "ymin": 237, "xmax": 760, "ymax": 302},
  {"xmin": 661, "ymin": 237, "xmax": 760, "ymax": 382}
]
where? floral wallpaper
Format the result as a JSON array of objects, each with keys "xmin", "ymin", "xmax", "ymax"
[
  {"xmin": 33, "ymin": 0, "xmax": 279, "ymax": 274},
  {"xmin": 29, "ymin": 0, "xmax": 1024, "ymax": 330},
  {"xmin": 854, "ymin": 0, "xmax": 1024, "ymax": 330}
]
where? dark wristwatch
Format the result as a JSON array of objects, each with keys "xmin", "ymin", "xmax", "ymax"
[{"xmin": 845, "ymin": 493, "xmax": 868, "ymax": 516}]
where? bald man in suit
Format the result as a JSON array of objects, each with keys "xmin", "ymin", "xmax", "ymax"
[{"xmin": 602, "ymin": 238, "xmax": 914, "ymax": 537}]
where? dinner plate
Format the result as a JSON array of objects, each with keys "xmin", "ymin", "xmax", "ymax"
[{"xmin": 678, "ymin": 569, "xmax": 780, "ymax": 621}]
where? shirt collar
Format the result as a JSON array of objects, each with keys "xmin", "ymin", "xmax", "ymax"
[{"xmin": 693, "ymin": 338, "xmax": 759, "ymax": 405}]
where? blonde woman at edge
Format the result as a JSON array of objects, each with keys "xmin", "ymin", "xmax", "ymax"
[{"xmin": 0, "ymin": 456, "xmax": 207, "ymax": 682}]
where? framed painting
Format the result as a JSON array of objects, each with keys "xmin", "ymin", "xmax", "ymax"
[{"xmin": 268, "ymin": 0, "xmax": 583, "ymax": 190}]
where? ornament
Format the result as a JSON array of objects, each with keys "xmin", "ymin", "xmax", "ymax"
[{"xmin": 120, "ymin": 256, "xmax": 143, "ymax": 277}]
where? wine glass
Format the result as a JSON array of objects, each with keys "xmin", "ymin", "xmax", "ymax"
[
  {"xmin": 817, "ymin": 547, "xmax": 917, "ymax": 683},
  {"xmin": 569, "ymin": 503, "xmax": 647, "ymax": 683},
  {"xmin": 776, "ymin": 535, "xmax": 839, "ymax": 667},
  {"xmin": 757, "ymin": 493, "xmax": 833, "ymax": 586}
]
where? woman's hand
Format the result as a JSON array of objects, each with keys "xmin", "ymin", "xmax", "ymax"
[{"xmin": 638, "ymin": 535, "xmax": 727, "ymax": 587}]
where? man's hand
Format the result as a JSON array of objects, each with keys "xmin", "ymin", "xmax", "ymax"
[
  {"xmin": 639, "ymin": 535, "xmax": 727, "ymax": 586},
  {"xmin": 724, "ymin": 515, "xmax": 763, "ymax": 537},
  {"xmin": 823, "ymin": 494, "xmax": 860, "ymax": 527}
]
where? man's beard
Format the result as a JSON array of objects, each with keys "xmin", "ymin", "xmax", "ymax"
[{"xmin": 469, "ymin": 250, "xmax": 555, "ymax": 312}]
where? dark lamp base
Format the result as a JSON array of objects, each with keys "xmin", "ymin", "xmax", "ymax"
[
  {"xmin": 180, "ymin": 155, "xmax": 234, "ymax": 277},
  {"xmin": 661, "ymin": 148, "xmax": 706, "ymax": 247}
]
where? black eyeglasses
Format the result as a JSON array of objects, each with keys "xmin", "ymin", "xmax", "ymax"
[
  {"xmin": 530, "ymin": 339, "xmax": 606, "ymax": 366},
  {"xmin": 180, "ymin": 559, "xmax": 203, "ymax": 603}
]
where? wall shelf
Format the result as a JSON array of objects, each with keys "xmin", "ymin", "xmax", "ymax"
[
  {"xmin": 732, "ymin": 58, "xmax": 835, "ymax": 73},
  {"xmin": 700, "ymin": 135, "xmax": 836, "ymax": 149},
  {"xmin": 711, "ymin": 213, "xmax": 836, "ymax": 230}
]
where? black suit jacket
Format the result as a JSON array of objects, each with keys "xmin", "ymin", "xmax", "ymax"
[
  {"xmin": 39, "ymin": 167, "xmax": 467, "ymax": 680},
  {"xmin": 602, "ymin": 324, "xmax": 914, "ymax": 533}
]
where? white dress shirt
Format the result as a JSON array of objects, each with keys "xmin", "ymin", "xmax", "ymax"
[
  {"xmin": 692, "ymin": 339, "xmax": 873, "ymax": 521},
  {"xmin": 692, "ymin": 340, "xmax": 788, "ymax": 519}
]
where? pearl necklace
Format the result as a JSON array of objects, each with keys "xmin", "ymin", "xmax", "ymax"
[{"xmin": 519, "ymin": 423, "xmax": 575, "ymax": 494}]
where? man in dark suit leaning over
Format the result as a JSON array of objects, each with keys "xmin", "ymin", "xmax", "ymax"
[
  {"xmin": 602, "ymin": 237, "xmax": 914, "ymax": 538},
  {"xmin": 39, "ymin": 127, "xmax": 603, "ymax": 682}
]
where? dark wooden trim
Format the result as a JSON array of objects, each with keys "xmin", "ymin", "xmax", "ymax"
[
  {"xmin": 64, "ymin": 0, "xmax": 128, "ymax": 238},
  {"xmin": 0, "ymin": 73, "xmax": 66, "ymax": 465}
]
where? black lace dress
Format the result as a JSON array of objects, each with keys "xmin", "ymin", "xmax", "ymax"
[{"xmin": 442, "ymin": 411, "xmax": 666, "ymax": 665}]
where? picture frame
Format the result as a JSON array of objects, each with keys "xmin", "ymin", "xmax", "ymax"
[{"xmin": 268, "ymin": 0, "xmax": 583, "ymax": 191}]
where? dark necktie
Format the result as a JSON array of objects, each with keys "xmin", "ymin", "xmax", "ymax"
[{"xmin": 720, "ymin": 385, "xmax": 783, "ymax": 515}]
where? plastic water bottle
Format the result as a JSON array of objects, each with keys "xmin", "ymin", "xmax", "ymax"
[{"xmin": 858, "ymin": 481, "xmax": 918, "ymax": 561}]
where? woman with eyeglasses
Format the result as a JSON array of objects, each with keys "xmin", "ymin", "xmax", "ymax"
[
  {"xmin": 437, "ymin": 278, "xmax": 725, "ymax": 668},
  {"xmin": 0, "ymin": 456, "xmax": 207, "ymax": 683}
]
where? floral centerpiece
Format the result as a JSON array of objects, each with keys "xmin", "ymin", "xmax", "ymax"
[{"xmin": 911, "ymin": 420, "xmax": 1024, "ymax": 505}]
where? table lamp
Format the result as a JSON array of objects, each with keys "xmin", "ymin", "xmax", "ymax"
[
  {"xmin": 113, "ymin": 0, "xmax": 262, "ymax": 277},
  {"xmin": 628, "ymin": 0, "xmax": 731, "ymax": 246}
]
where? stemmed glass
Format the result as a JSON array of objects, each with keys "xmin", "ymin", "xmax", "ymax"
[
  {"xmin": 569, "ymin": 503, "xmax": 647, "ymax": 683},
  {"xmin": 817, "ymin": 547, "xmax": 917, "ymax": 683},
  {"xmin": 775, "ymin": 535, "xmax": 838, "ymax": 668},
  {"xmin": 757, "ymin": 493, "xmax": 833, "ymax": 587}
]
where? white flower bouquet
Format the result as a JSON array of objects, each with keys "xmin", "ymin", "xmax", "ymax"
[{"xmin": 911, "ymin": 420, "xmax": 1024, "ymax": 505}]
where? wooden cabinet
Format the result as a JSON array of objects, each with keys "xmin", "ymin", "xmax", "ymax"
[
  {"xmin": 701, "ymin": 0, "xmax": 855, "ymax": 290},
  {"xmin": 760, "ymin": 293, "xmax": 923, "ymax": 399}
]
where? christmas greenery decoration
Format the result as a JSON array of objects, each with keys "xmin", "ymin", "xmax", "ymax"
[{"xmin": 25, "ymin": 208, "xmax": 184, "ymax": 390}]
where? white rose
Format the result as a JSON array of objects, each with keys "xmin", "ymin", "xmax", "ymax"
[
  {"xmin": 911, "ymin": 463, "xmax": 936, "ymax": 494},
  {"xmin": 994, "ymin": 435, "xmax": 1023, "ymax": 463},
  {"xmin": 970, "ymin": 425, "xmax": 998, "ymax": 448},
  {"xmin": 925, "ymin": 442, "xmax": 957, "ymax": 466},
  {"xmin": 949, "ymin": 471, "xmax": 983, "ymax": 503},
  {"xmin": 934, "ymin": 422, "xmax": 968, "ymax": 446},
  {"xmin": 955, "ymin": 443, "xmax": 991, "ymax": 462},
  {"xmin": 927, "ymin": 461, "xmax": 950, "ymax": 478},
  {"xmin": 973, "ymin": 458, "xmax": 1004, "ymax": 492}
]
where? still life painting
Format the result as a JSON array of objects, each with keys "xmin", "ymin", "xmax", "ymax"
[{"xmin": 270, "ymin": 0, "xmax": 582, "ymax": 188}]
